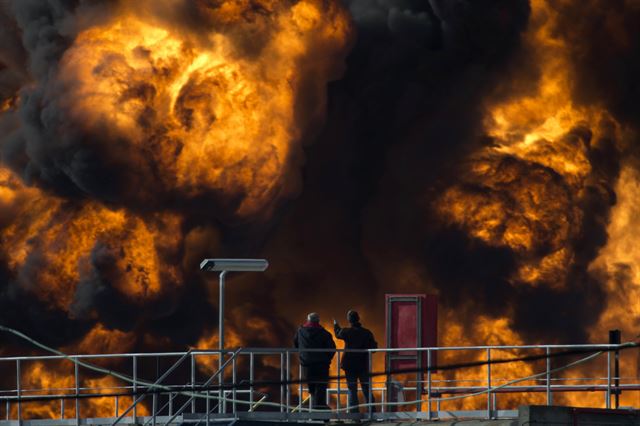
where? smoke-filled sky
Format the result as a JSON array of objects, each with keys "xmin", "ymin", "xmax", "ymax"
[{"xmin": 0, "ymin": 0, "xmax": 639, "ymax": 371}]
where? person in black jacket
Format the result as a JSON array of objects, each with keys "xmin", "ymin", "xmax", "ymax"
[
  {"xmin": 334, "ymin": 310, "xmax": 377, "ymax": 413},
  {"xmin": 294, "ymin": 312, "xmax": 336, "ymax": 409}
]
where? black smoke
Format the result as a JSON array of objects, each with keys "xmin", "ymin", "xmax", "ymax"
[{"xmin": 0, "ymin": 0, "xmax": 635, "ymax": 367}]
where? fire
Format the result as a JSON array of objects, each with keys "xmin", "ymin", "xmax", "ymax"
[
  {"xmin": 0, "ymin": 171, "xmax": 183, "ymax": 311},
  {"xmin": 432, "ymin": 0, "xmax": 631, "ymax": 410},
  {"xmin": 55, "ymin": 0, "xmax": 352, "ymax": 218},
  {"xmin": 1, "ymin": 0, "xmax": 638, "ymax": 417}
]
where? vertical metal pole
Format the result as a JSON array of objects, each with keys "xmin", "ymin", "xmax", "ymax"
[
  {"xmin": 486, "ymin": 348, "xmax": 491, "ymax": 420},
  {"xmin": 368, "ymin": 351, "xmax": 373, "ymax": 420},
  {"xmin": 219, "ymin": 271, "xmax": 227, "ymax": 353},
  {"xmin": 206, "ymin": 391, "xmax": 210, "ymax": 426},
  {"xmin": 115, "ymin": 395, "xmax": 118, "ymax": 417},
  {"xmin": 74, "ymin": 359, "xmax": 79, "ymax": 426},
  {"xmin": 132, "ymin": 356, "xmax": 137, "ymax": 422},
  {"xmin": 232, "ymin": 355, "xmax": 237, "ymax": 414},
  {"xmin": 169, "ymin": 393, "xmax": 173, "ymax": 416},
  {"xmin": 61, "ymin": 398, "xmax": 65, "ymax": 419},
  {"xmin": 279, "ymin": 353, "xmax": 284, "ymax": 413},
  {"xmin": 219, "ymin": 270, "xmax": 227, "ymax": 415},
  {"xmin": 298, "ymin": 359, "xmax": 302, "ymax": 409},
  {"xmin": 16, "ymin": 359, "xmax": 21, "ymax": 422},
  {"xmin": 152, "ymin": 392, "xmax": 157, "ymax": 426},
  {"xmin": 6, "ymin": 398, "xmax": 9, "ymax": 420},
  {"xmin": 610, "ymin": 329, "xmax": 621, "ymax": 409},
  {"xmin": 191, "ymin": 353, "xmax": 196, "ymax": 414},
  {"xmin": 427, "ymin": 350, "xmax": 432, "ymax": 420},
  {"xmin": 250, "ymin": 353, "xmax": 255, "ymax": 408},
  {"xmin": 336, "ymin": 351, "xmax": 341, "ymax": 412},
  {"xmin": 606, "ymin": 351, "xmax": 612, "ymax": 409},
  {"xmin": 615, "ymin": 348, "xmax": 620, "ymax": 409},
  {"xmin": 546, "ymin": 347, "xmax": 552, "ymax": 405},
  {"xmin": 286, "ymin": 351, "xmax": 291, "ymax": 413},
  {"xmin": 416, "ymin": 297, "xmax": 423, "ymax": 413}
]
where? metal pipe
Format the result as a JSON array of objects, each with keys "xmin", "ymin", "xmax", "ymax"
[
  {"xmin": 219, "ymin": 270, "xmax": 227, "ymax": 415},
  {"xmin": 191, "ymin": 353, "xmax": 196, "ymax": 414},
  {"xmin": 206, "ymin": 390, "xmax": 210, "ymax": 426},
  {"xmin": 16, "ymin": 359, "xmax": 21, "ymax": 422},
  {"xmin": 74, "ymin": 358, "xmax": 79, "ymax": 426},
  {"xmin": 546, "ymin": 347, "xmax": 552, "ymax": 405},
  {"xmin": 133, "ymin": 356, "xmax": 137, "ymax": 423},
  {"xmin": 152, "ymin": 393, "xmax": 157, "ymax": 426},
  {"xmin": 336, "ymin": 351, "xmax": 341, "ymax": 412},
  {"xmin": 232, "ymin": 355, "xmax": 237, "ymax": 414},
  {"xmin": 279, "ymin": 353, "xmax": 284, "ymax": 413},
  {"xmin": 368, "ymin": 351, "xmax": 373, "ymax": 420},
  {"xmin": 606, "ymin": 351, "xmax": 611, "ymax": 409},
  {"xmin": 285, "ymin": 350, "xmax": 291, "ymax": 413},
  {"xmin": 427, "ymin": 350, "xmax": 432, "ymax": 421},
  {"xmin": 298, "ymin": 357, "xmax": 303, "ymax": 410},
  {"xmin": 486, "ymin": 348, "xmax": 491, "ymax": 420},
  {"xmin": 219, "ymin": 271, "xmax": 227, "ymax": 354},
  {"xmin": 249, "ymin": 353, "xmax": 255, "ymax": 408},
  {"xmin": 114, "ymin": 395, "xmax": 118, "ymax": 417}
]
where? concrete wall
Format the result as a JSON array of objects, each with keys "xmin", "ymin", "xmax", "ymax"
[{"xmin": 519, "ymin": 405, "xmax": 640, "ymax": 425}]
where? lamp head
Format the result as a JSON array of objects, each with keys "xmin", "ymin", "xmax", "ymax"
[{"xmin": 200, "ymin": 258, "xmax": 269, "ymax": 272}]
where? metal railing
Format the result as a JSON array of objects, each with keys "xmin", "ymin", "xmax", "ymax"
[{"xmin": 0, "ymin": 344, "xmax": 637, "ymax": 424}]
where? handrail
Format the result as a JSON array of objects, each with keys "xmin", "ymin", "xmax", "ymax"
[
  {"xmin": 162, "ymin": 348, "xmax": 243, "ymax": 426},
  {"xmin": 0, "ymin": 343, "xmax": 627, "ymax": 362},
  {"xmin": 0, "ymin": 343, "xmax": 636, "ymax": 423}
]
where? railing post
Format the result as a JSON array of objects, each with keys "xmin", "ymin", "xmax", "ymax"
[
  {"xmin": 250, "ymin": 353, "xmax": 255, "ymax": 408},
  {"xmin": 368, "ymin": 351, "xmax": 373, "ymax": 420},
  {"xmin": 191, "ymin": 353, "xmax": 196, "ymax": 414},
  {"xmin": 206, "ymin": 390, "xmax": 210, "ymax": 426},
  {"xmin": 114, "ymin": 395, "xmax": 118, "ymax": 417},
  {"xmin": 486, "ymin": 348, "xmax": 491, "ymax": 420},
  {"xmin": 152, "ymin": 392, "xmax": 157, "ymax": 426},
  {"xmin": 169, "ymin": 392, "xmax": 173, "ymax": 416},
  {"xmin": 337, "ymin": 351, "xmax": 341, "ymax": 413},
  {"xmin": 218, "ymin": 350, "xmax": 224, "ymax": 414},
  {"xmin": 546, "ymin": 347, "xmax": 552, "ymax": 405},
  {"xmin": 298, "ymin": 356, "xmax": 303, "ymax": 410},
  {"xmin": 132, "ymin": 355, "xmax": 137, "ymax": 423},
  {"xmin": 606, "ymin": 351, "xmax": 611, "ymax": 409},
  {"xmin": 279, "ymin": 353, "xmax": 284, "ymax": 413},
  {"xmin": 74, "ymin": 358, "xmax": 79, "ymax": 426},
  {"xmin": 427, "ymin": 349, "xmax": 432, "ymax": 420},
  {"xmin": 232, "ymin": 354, "xmax": 237, "ymax": 414},
  {"xmin": 416, "ymin": 348, "xmax": 423, "ymax": 413},
  {"xmin": 16, "ymin": 359, "xmax": 21, "ymax": 422},
  {"xmin": 286, "ymin": 350, "xmax": 291, "ymax": 414}
]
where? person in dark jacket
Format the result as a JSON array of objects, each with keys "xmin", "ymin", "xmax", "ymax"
[
  {"xmin": 334, "ymin": 310, "xmax": 377, "ymax": 412},
  {"xmin": 294, "ymin": 312, "xmax": 336, "ymax": 409}
]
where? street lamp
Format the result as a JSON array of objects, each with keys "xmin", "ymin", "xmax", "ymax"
[{"xmin": 199, "ymin": 259, "xmax": 269, "ymax": 352}]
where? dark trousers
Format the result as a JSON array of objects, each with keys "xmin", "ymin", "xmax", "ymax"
[
  {"xmin": 345, "ymin": 368, "xmax": 374, "ymax": 412},
  {"xmin": 302, "ymin": 364, "xmax": 330, "ymax": 409}
]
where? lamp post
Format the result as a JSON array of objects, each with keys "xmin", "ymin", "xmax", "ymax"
[
  {"xmin": 200, "ymin": 259, "xmax": 269, "ymax": 352},
  {"xmin": 200, "ymin": 259, "xmax": 268, "ymax": 413}
]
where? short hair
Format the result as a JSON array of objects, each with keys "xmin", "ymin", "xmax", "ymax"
[
  {"xmin": 347, "ymin": 310, "xmax": 359, "ymax": 323},
  {"xmin": 307, "ymin": 312, "xmax": 320, "ymax": 323}
]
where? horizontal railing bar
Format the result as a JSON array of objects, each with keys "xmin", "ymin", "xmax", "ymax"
[{"xmin": 0, "ymin": 343, "xmax": 626, "ymax": 362}]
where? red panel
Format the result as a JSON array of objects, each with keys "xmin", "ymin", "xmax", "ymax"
[{"xmin": 385, "ymin": 294, "xmax": 438, "ymax": 373}]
